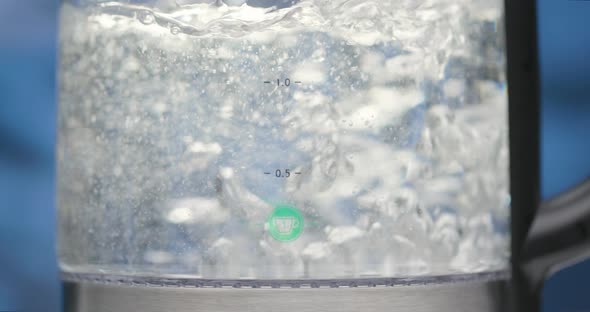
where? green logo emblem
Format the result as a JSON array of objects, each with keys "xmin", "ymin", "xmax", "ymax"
[{"xmin": 267, "ymin": 205, "xmax": 304, "ymax": 242}]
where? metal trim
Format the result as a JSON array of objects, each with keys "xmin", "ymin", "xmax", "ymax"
[
  {"xmin": 64, "ymin": 277, "xmax": 508, "ymax": 312},
  {"xmin": 61, "ymin": 270, "xmax": 509, "ymax": 288}
]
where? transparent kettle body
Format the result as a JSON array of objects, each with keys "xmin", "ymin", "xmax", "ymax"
[{"xmin": 57, "ymin": 0, "xmax": 509, "ymax": 284}]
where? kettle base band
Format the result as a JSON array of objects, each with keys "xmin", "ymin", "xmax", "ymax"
[{"xmin": 63, "ymin": 273, "xmax": 508, "ymax": 312}]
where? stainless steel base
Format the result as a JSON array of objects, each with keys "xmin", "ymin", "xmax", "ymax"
[{"xmin": 63, "ymin": 273, "xmax": 509, "ymax": 312}]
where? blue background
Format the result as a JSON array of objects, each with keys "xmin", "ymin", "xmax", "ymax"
[{"xmin": 0, "ymin": 0, "xmax": 589, "ymax": 311}]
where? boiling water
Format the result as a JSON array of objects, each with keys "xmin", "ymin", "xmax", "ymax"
[{"xmin": 58, "ymin": 0, "xmax": 509, "ymax": 281}]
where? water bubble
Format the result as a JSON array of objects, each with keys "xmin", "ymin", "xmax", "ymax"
[
  {"xmin": 223, "ymin": 0, "xmax": 247, "ymax": 6},
  {"xmin": 170, "ymin": 26, "xmax": 181, "ymax": 35},
  {"xmin": 138, "ymin": 10, "xmax": 155, "ymax": 25}
]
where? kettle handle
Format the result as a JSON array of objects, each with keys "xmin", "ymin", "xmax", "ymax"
[
  {"xmin": 524, "ymin": 180, "xmax": 590, "ymax": 294},
  {"xmin": 505, "ymin": 0, "xmax": 590, "ymax": 310},
  {"xmin": 511, "ymin": 179, "xmax": 590, "ymax": 312}
]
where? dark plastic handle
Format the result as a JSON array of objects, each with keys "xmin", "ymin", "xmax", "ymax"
[
  {"xmin": 505, "ymin": 0, "xmax": 590, "ymax": 310},
  {"xmin": 523, "ymin": 179, "xmax": 590, "ymax": 302}
]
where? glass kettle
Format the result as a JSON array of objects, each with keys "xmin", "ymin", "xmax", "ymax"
[{"xmin": 56, "ymin": 0, "xmax": 590, "ymax": 311}]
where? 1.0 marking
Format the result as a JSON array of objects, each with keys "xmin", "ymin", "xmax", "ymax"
[{"xmin": 263, "ymin": 79, "xmax": 302, "ymax": 86}]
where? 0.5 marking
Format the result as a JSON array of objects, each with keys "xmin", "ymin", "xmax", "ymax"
[{"xmin": 264, "ymin": 169, "xmax": 302, "ymax": 177}]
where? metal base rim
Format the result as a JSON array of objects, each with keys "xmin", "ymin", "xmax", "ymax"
[
  {"xmin": 61, "ymin": 270, "xmax": 509, "ymax": 288},
  {"xmin": 64, "ymin": 274, "xmax": 509, "ymax": 312}
]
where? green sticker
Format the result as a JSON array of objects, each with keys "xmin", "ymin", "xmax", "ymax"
[{"xmin": 267, "ymin": 204, "xmax": 304, "ymax": 242}]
